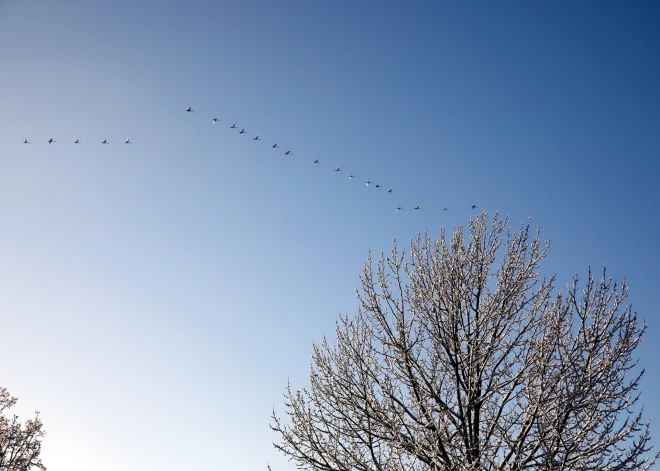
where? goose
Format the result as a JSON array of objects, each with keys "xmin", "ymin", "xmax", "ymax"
[
  {"xmin": 253, "ymin": 135, "xmax": 260, "ymax": 140},
  {"xmin": 285, "ymin": 151, "xmax": 291, "ymax": 155},
  {"xmin": 396, "ymin": 207, "xmax": 403, "ymax": 212},
  {"xmin": 414, "ymin": 205, "xmax": 421, "ymax": 210},
  {"xmin": 239, "ymin": 129, "xmax": 246, "ymax": 134},
  {"xmin": 388, "ymin": 189, "xmax": 393, "ymax": 193},
  {"xmin": 231, "ymin": 124, "xmax": 237, "ymax": 129},
  {"xmin": 212, "ymin": 118, "xmax": 219, "ymax": 124},
  {"xmin": 335, "ymin": 166, "xmax": 342, "ymax": 172},
  {"xmin": 74, "ymin": 138, "xmax": 80, "ymax": 144},
  {"xmin": 48, "ymin": 138, "xmax": 55, "ymax": 144},
  {"xmin": 313, "ymin": 159, "xmax": 319, "ymax": 163},
  {"xmin": 472, "ymin": 205, "xmax": 477, "ymax": 209},
  {"xmin": 186, "ymin": 106, "xmax": 193, "ymax": 112},
  {"xmin": 125, "ymin": 138, "xmax": 131, "ymax": 144},
  {"xmin": 375, "ymin": 184, "xmax": 381, "ymax": 189},
  {"xmin": 366, "ymin": 181, "xmax": 372, "ymax": 186},
  {"xmin": 348, "ymin": 175, "xmax": 355, "ymax": 179},
  {"xmin": 23, "ymin": 139, "xmax": 29, "ymax": 144},
  {"xmin": 272, "ymin": 143, "xmax": 279, "ymax": 148},
  {"xmin": 102, "ymin": 139, "xmax": 109, "ymax": 144},
  {"xmin": 443, "ymin": 206, "xmax": 448, "ymax": 211}
]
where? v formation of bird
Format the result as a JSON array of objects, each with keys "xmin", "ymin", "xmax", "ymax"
[{"xmin": 20, "ymin": 106, "xmax": 479, "ymax": 213}]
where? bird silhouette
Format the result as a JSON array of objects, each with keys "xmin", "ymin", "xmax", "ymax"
[
  {"xmin": 239, "ymin": 129, "xmax": 246, "ymax": 134},
  {"xmin": 186, "ymin": 106, "xmax": 193, "ymax": 112},
  {"xmin": 48, "ymin": 138, "xmax": 55, "ymax": 144},
  {"xmin": 74, "ymin": 138, "xmax": 80, "ymax": 144},
  {"xmin": 388, "ymin": 189, "xmax": 393, "ymax": 193},
  {"xmin": 125, "ymin": 138, "xmax": 131, "ymax": 144},
  {"xmin": 212, "ymin": 118, "xmax": 218, "ymax": 124},
  {"xmin": 102, "ymin": 139, "xmax": 109, "ymax": 144},
  {"xmin": 313, "ymin": 159, "xmax": 319, "ymax": 163},
  {"xmin": 253, "ymin": 134, "xmax": 260, "ymax": 140},
  {"xmin": 443, "ymin": 206, "xmax": 448, "ymax": 211},
  {"xmin": 272, "ymin": 143, "xmax": 279, "ymax": 148},
  {"xmin": 472, "ymin": 205, "xmax": 477, "ymax": 209},
  {"xmin": 396, "ymin": 207, "xmax": 403, "ymax": 212},
  {"xmin": 366, "ymin": 181, "xmax": 372, "ymax": 186},
  {"xmin": 415, "ymin": 205, "xmax": 421, "ymax": 210},
  {"xmin": 231, "ymin": 124, "xmax": 237, "ymax": 129},
  {"xmin": 335, "ymin": 166, "xmax": 342, "ymax": 172},
  {"xmin": 375, "ymin": 184, "xmax": 381, "ymax": 189},
  {"xmin": 23, "ymin": 139, "xmax": 29, "ymax": 144},
  {"xmin": 285, "ymin": 151, "xmax": 291, "ymax": 155},
  {"xmin": 349, "ymin": 175, "xmax": 355, "ymax": 179}
]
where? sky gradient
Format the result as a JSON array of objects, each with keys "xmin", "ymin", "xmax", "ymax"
[{"xmin": 1, "ymin": 1, "xmax": 659, "ymax": 470}]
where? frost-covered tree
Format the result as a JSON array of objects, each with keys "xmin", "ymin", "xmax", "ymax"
[
  {"xmin": 0, "ymin": 387, "xmax": 46, "ymax": 471},
  {"xmin": 272, "ymin": 213, "xmax": 656, "ymax": 471}
]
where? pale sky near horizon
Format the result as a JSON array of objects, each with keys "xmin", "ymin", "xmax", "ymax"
[{"xmin": 0, "ymin": 1, "xmax": 659, "ymax": 470}]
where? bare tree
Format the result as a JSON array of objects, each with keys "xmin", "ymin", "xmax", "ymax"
[
  {"xmin": 271, "ymin": 213, "xmax": 656, "ymax": 471},
  {"xmin": 0, "ymin": 388, "xmax": 46, "ymax": 471}
]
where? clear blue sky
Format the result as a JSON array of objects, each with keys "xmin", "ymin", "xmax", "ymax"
[{"xmin": 0, "ymin": 1, "xmax": 658, "ymax": 470}]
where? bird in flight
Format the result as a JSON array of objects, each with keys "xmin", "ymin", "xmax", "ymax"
[
  {"xmin": 125, "ymin": 138, "xmax": 131, "ymax": 144},
  {"xmin": 74, "ymin": 138, "xmax": 80, "ymax": 144},
  {"xmin": 186, "ymin": 106, "xmax": 193, "ymax": 112},
  {"xmin": 253, "ymin": 135, "xmax": 260, "ymax": 140},
  {"xmin": 415, "ymin": 205, "xmax": 421, "ymax": 210},
  {"xmin": 231, "ymin": 124, "xmax": 237, "ymax": 129},
  {"xmin": 396, "ymin": 207, "xmax": 403, "ymax": 212},
  {"xmin": 285, "ymin": 151, "xmax": 291, "ymax": 155},
  {"xmin": 239, "ymin": 129, "xmax": 246, "ymax": 134},
  {"xmin": 335, "ymin": 166, "xmax": 342, "ymax": 172},
  {"xmin": 272, "ymin": 143, "xmax": 279, "ymax": 148},
  {"xmin": 375, "ymin": 184, "xmax": 381, "ymax": 189},
  {"xmin": 213, "ymin": 118, "xmax": 219, "ymax": 124},
  {"xmin": 48, "ymin": 138, "xmax": 55, "ymax": 144},
  {"xmin": 443, "ymin": 206, "xmax": 448, "ymax": 211},
  {"xmin": 366, "ymin": 181, "xmax": 372, "ymax": 186},
  {"xmin": 388, "ymin": 189, "xmax": 393, "ymax": 193},
  {"xmin": 23, "ymin": 139, "xmax": 29, "ymax": 144},
  {"xmin": 313, "ymin": 159, "xmax": 319, "ymax": 163},
  {"xmin": 348, "ymin": 175, "xmax": 355, "ymax": 179},
  {"xmin": 102, "ymin": 139, "xmax": 109, "ymax": 144},
  {"xmin": 472, "ymin": 205, "xmax": 477, "ymax": 209}
]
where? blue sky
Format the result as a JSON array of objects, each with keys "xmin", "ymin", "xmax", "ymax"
[{"xmin": 0, "ymin": 1, "xmax": 659, "ymax": 470}]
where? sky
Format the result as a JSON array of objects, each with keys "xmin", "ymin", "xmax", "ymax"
[{"xmin": 0, "ymin": 1, "xmax": 659, "ymax": 470}]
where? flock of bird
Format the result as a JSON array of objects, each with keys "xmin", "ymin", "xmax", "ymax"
[
  {"xmin": 23, "ymin": 138, "xmax": 132, "ymax": 145},
  {"xmin": 20, "ymin": 105, "xmax": 480, "ymax": 213}
]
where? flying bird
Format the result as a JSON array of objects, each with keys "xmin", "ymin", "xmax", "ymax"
[
  {"xmin": 285, "ymin": 151, "xmax": 291, "ymax": 155},
  {"xmin": 415, "ymin": 205, "xmax": 421, "ymax": 210},
  {"xmin": 212, "ymin": 118, "xmax": 219, "ymax": 124},
  {"xmin": 472, "ymin": 205, "xmax": 477, "ymax": 209},
  {"xmin": 231, "ymin": 124, "xmax": 237, "ymax": 129},
  {"xmin": 313, "ymin": 159, "xmax": 319, "ymax": 163},
  {"xmin": 102, "ymin": 139, "xmax": 109, "ymax": 144},
  {"xmin": 239, "ymin": 129, "xmax": 246, "ymax": 134},
  {"xmin": 388, "ymin": 189, "xmax": 393, "ymax": 193},
  {"xmin": 366, "ymin": 181, "xmax": 372, "ymax": 186},
  {"xmin": 48, "ymin": 138, "xmax": 55, "ymax": 144},
  {"xmin": 186, "ymin": 106, "xmax": 193, "ymax": 112},
  {"xmin": 349, "ymin": 175, "xmax": 355, "ymax": 179},
  {"xmin": 125, "ymin": 138, "xmax": 131, "ymax": 144},
  {"xmin": 74, "ymin": 138, "xmax": 80, "ymax": 144},
  {"xmin": 23, "ymin": 139, "xmax": 29, "ymax": 144},
  {"xmin": 443, "ymin": 206, "xmax": 448, "ymax": 211},
  {"xmin": 396, "ymin": 207, "xmax": 403, "ymax": 212},
  {"xmin": 272, "ymin": 143, "xmax": 279, "ymax": 148},
  {"xmin": 253, "ymin": 135, "xmax": 260, "ymax": 140},
  {"xmin": 375, "ymin": 184, "xmax": 381, "ymax": 189},
  {"xmin": 335, "ymin": 166, "xmax": 342, "ymax": 172}
]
